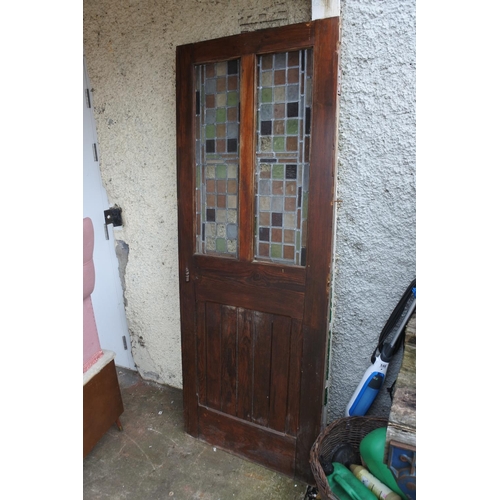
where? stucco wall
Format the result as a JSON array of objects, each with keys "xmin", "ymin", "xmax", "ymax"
[
  {"xmin": 83, "ymin": 0, "xmax": 416, "ymax": 419},
  {"xmin": 83, "ymin": 0, "xmax": 311, "ymax": 389},
  {"xmin": 327, "ymin": 0, "xmax": 416, "ymax": 420}
]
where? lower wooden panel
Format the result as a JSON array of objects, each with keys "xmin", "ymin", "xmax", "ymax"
[
  {"xmin": 198, "ymin": 406, "xmax": 296, "ymax": 476},
  {"xmin": 83, "ymin": 359, "xmax": 124, "ymax": 458}
]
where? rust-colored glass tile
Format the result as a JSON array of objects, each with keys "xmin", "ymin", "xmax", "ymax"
[
  {"xmin": 207, "ymin": 194, "xmax": 216, "ymax": 207},
  {"xmin": 227, "ymin": 179, "xmax": 237, "ymax": 194},
  {"xmin": 216, "ymin": 77, "xmax": 226, "ymax": 92},
  {"xmin": 259, "ymin": 242, "xmax": 270, "ymax": 256},
  {"xmin": 274, "ymin": 70, "xmax": 286, "ymax": 85},
  {"xmin": 260, "ymin": 212, "xmax": 270, "ymax": 226},
  {"xmin": 228, "ymin": 75, "xmax": 238, "ymax": 90},
  {"xmin": 217, "ymin": 195, "xmax": 226, "ymax": 208},
  {"xmin": 217, "ymin": 180, "xmax": 227, "ymax": 192},
  {"xmin": 227, "ymin": 107, "xmax": 238, "ymax": 122},
  {"xmin": 288, "ymin": 51, "xmax": 300, "ymax": 67},
  {"xmin": 284, "ymin": 229, "xmax": 295, "ymax": 244},
  {"xmin": 205, "ymin": 63, "xmax": 215, "ymax": 78},
  {"xmin": 283, "ymin": 245, "xmax": 294, "ymax": 260},
  {"xmin": 285, "ymin": 197, "xmax": 296, "ymax": 212},
  {"xmin": 287, "ymin": 68, "xmax": 299, "ymax": 84},
  {"xmin": 272, "ymin": 228, "xmax": 282, "ymax": 242},
  {"xmin": 274, "ymin": 103, "xmax": 286, "ymax": 119},
  {"xmin": 261, "ymin": 54, "xmax": 273, "ymax": 70},
  {"xmin": 206, "ymin": 94, "xmax": 215, "ymax": 108},
  {"xmin": 274, "ymin": 120, "xmax": 285, "ymax": 135},
  {"xmin": 286, "ymin": 136, "xmax": 298, "ymax": 151},
  {"xmin": 216, "ymin": 139, "xmax": 226, "ymax": 153},
  {"xmin": 285, "ymin": 181, "xmax": 297, "ymax": 195},
  {"xmin": 272, "ymin": 181, "xmax": 284, "ymax": 195},
  {"xmin": 206, "ymin": 179, "xmax": 216, "ymax": 193}
]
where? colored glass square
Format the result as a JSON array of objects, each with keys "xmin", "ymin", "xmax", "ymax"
[
  {"xmin": 227, "ymin": 92, "xmax": 239, "ymax": 106},
  {"xmin": 216, "ymin": 108, "xmax": 226, "ymax": 122},
  {"xmin": 272, "ymin": 164, "xmax": 284, "ymax": 179},
  {"xmin": 287, "ymin": 102, "xmax": 299, "ymax": 117},
  {"xmin": 216, "ymin": 164, "xmax": 227, "ymax": 178},
  {"xmin": 216, "ymin": 238, "xmax": 226, "ymax": 252},
  {"xmin": 259, "ymin": 227, "xmax": 270, "ymax": 241},
  {"xmin": 286, "ymin": 164, "xmax": 297, "ymax": 179},
  {"xmin": 272, "ymin": 213, "xmax": 283, "ymax": 227},
  {"xmin": 227, "ymin": 138, "xmax": 238, "ymax": 152},
  {"xmin": 227, "ymin": 59, "xmax": 238, "ymax": 75},
  {"xmin": 205, "ymin": 124, "xmax": 216, "ymax": 139},
  {"xmin": 273, "ymin": 137, "xmax": 285, "ymax": 152},
  {"xmin": 261, "ymin": 88, "xmax": 273, "ymax": 103},
  {"xmin": 206, "ymin": 139, "xmax": 215, "ymax": 153},
  {"xmin": 271, "ymin": 244, "xmax": 282, "ymax": 258},
  {"xmin": 286, "ymin": 119, "xmax": 298, "ymax": 135},
  {"xmin": 261, "ymin": 121, "xmax": 272, "ymax": 135}
]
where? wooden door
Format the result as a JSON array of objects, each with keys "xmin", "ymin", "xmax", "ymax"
[{"xmin": 176, "ymin": 18, "xmax": 340, "ymax": 482}]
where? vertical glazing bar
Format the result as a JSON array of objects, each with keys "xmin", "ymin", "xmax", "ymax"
[{"xmin": 239, "ymin": 54, "xmax": 256, "ymax": 262}]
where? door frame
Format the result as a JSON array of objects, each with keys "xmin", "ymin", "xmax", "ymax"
[{"xmin": 176, "ymin": 18, "xmax": 340, "ymax": 481}]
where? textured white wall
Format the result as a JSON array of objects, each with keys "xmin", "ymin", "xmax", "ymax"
[
  {"xmin": 83, "ymin": 0, "xmax": 416, "ymax": 420},
  {"xmin": 327, "ymin": 0, "xmax": 416, "ymax": 419},
  {"xmin": 83, "ymin": 0, "xmax": 311, "ymax": 388}
]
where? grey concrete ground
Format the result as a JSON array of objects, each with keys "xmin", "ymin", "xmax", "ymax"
[{"xmin": 83, "ymin": 368, "xmax": 310, "ymax": 500}]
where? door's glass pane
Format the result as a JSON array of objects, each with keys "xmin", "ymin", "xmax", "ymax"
[
  {"xmin": 195, "ymin": 60, "xmax": 240, "ymax": 257},
  {"xmin": 254, "ymin": 49, "xmax": 313, "ymax": 266}
]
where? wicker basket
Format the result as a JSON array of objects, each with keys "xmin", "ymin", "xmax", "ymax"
[{"xmin": 310, "ymin": 416, "xmax": 388, "ymax": 500}]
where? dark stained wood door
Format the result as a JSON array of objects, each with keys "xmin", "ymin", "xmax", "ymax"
[{"xmin": 176, "ymin": 18, "xmax": 340, "ymax": 482}]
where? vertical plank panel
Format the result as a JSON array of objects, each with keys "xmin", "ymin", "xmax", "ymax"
[
  {"xmin": 206, "ymin": 302, "xmax": 222, "ymax": 410},
  {"xmin": 221, "ymin": 305, "xmax": 238, "ymax": 416},
  {"xmin": 196, "ymin": 301, "xmax": 207, "ymax": 407},
  {"xmin": 237, "ymin": 308, "xmax": 253, "ymax": 421},
  {"xmin": 268, "ymin": 315, "xmax": 291, "ymax": 433},
  {"xmin": 252, "ymin": 311, "xmax": 272, "ymax": 427},
  {"xmin": 286, "ymin": 319, "xmax": 303, "ymax": 436}
]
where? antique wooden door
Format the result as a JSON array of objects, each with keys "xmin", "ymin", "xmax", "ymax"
[{"xmin": 176, "ymin": 18, "xmax": 340, "ymax": 482}]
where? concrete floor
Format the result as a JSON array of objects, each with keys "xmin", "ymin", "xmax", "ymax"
[{"xmin": 83, "ymin": 367, "xmax": 312, "ymax": 500}]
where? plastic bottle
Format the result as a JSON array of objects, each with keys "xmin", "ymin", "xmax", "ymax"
[
  {"xmin": 350, "ymin": 465, "xmax": 402, "ymax": 500},
  {"xmin": 326, "ymin": 462, "xmax": 379, "ymax": 500}
]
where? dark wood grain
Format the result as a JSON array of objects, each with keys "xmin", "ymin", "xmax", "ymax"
[
  {"xmin": 198, "ymin": 406, "xmax": 296, "ymax": 477},
  {"xmin": 236, "ymin": 308, "xmax": 253, "ymax": 422},
  {"xmin": 251, "ymin": 311, "xmax": 272, "ymax": 427},
  {"xmin": 220, "ymin": 305, "xmax": 238, "ymax": 416},
  {"xmin": 206, "ymin": 302, "xmax": 222, "ymax": 410},
  {"xmin": 268, "ymin": 315, "xmax": 291, "ymax": 433}
]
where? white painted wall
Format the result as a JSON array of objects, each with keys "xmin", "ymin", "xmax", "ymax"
[
  {"xmin": 327, "ymin": 0, "xmax": 416, "ymax": 419},
  {"xmin": 83, "ymin": 0, "xmax": 416, "ymax": 421}
]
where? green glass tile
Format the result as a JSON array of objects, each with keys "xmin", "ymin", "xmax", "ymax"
[
  {"xmin": 227, "ymin": 92, "xmax": 239, "ymax": 106},
  {"xmin": 205, "ymin": 124, "xmax": 216, "ymax": 139},
  {"xmin": 296, "ymin": 231, "xmax": 301, "ymax": 251},
  {"xmin": 286, "ymin": 119, "xmax": 298, "ymax": 135},
  {"xmin": 271, "ymin": 244, "xmax": 282, "ymax": 259},
  {"xmin": 216, "ymin": 238, "xmax": 226, "ymax": 252},
  {"xmin": 273, "ymin": 137, "xmax": 285, "ymax": 152},
  {"xmin": 216, "ymin": 164, "xmax": 227, "ymax": 179},
  {"xmin": 261, "ymin": 88, "xmax": 273, "ymax": 103},
  {"xmin": 216, "ymin": 108, "xmax": 226, "ymax": 122},
  {"xmin": 272, "ymin": 164, "xmax": 284, "ymax": 179}
]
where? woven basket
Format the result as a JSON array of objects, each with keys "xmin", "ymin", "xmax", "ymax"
[{"xmin": 310, "ymin": 416, "xmax": 388, "ymax": 500}]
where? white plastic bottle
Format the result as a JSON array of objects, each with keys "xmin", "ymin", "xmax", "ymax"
[{"xmin": 349, "ymin": 465, "xmax": 402, "ymax": 500}]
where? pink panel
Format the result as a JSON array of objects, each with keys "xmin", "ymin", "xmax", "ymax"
[{"xmin": 83, "ymin": 218, "xmax": 103, "ymax": 373}]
